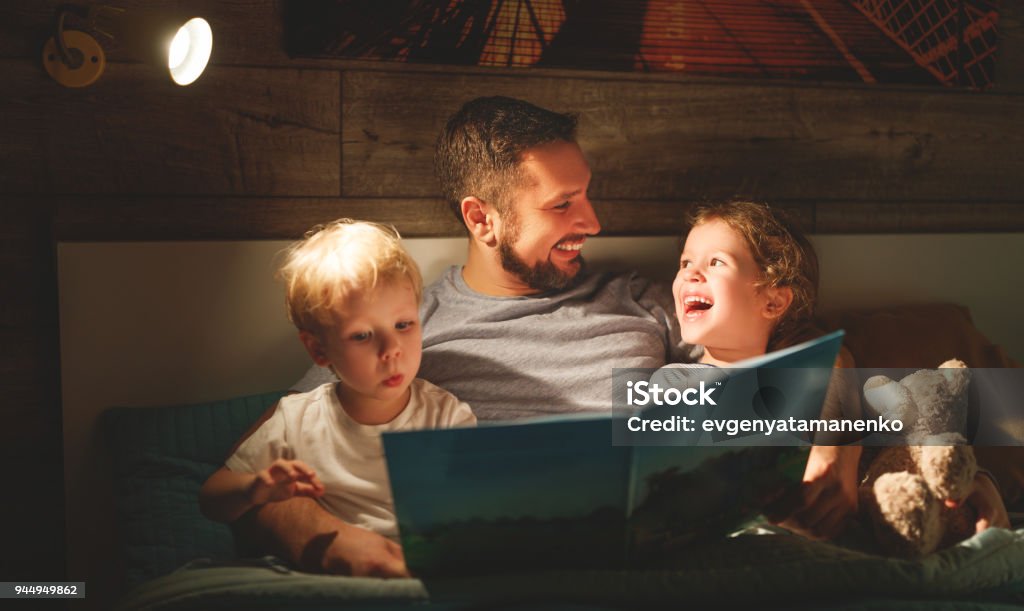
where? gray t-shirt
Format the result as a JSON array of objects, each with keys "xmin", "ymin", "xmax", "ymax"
[{"xmin": 293, "ymin": 266, "xmax": 697, "ymax": 421}]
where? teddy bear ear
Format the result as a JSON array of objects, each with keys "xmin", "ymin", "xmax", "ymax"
[
  {"xmin": 863, "ymin": 375, "xmax": 895, "ymax": 393},
  {"xmin": 863, "ymin": 376, "xmax": 915, "ymax": 422},
  {"xmin": 937, "ymin": 358, "xmax": 971, "ymax": 395}
]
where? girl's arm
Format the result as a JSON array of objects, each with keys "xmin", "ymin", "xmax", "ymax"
[{"xmin": 767, "ymin": 350, "xmax": 863, "ymax": 539}]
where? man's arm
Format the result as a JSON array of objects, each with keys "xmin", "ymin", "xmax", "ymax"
[{"xmin": 234, "ymin": 497, "xmax": 408, "ymax": 577}]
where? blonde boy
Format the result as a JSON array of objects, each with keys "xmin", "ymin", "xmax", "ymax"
[{"xmin": 200, "ymin": 219, "xmax": 475, "ymax": 545}]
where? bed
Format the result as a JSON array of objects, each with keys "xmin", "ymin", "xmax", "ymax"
[{"xmin": 104, "ymin": 303, "xmax": 1024, "ymax": 610}]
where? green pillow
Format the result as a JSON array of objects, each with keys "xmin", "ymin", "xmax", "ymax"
[{"xmin": 103, "ymin": 391, "xmax": 286, "ymax": 589}]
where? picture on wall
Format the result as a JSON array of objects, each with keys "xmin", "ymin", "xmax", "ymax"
[{"xmin": 284, "ymin": 0, "xmax": 1001, "ymax": 89}]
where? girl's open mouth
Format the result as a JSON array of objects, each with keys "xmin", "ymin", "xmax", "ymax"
[{"xmin": 683, "ymin": 295, "xmax": 713, "ymax": 318}]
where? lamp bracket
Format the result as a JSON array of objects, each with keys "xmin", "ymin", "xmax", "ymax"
[{"xmin": 43, "ymin": 29, "xmax": 105, "ymax": 87}]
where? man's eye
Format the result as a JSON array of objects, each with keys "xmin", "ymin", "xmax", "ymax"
[
  {"xmin": 350, "ymin": 332, "xmax": 370, "ymax": 341},
  {"xmin": 396, "ymin": 320, "xmax": 415, "ymax": 330}
]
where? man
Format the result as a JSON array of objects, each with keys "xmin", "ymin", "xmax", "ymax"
[
  {"xmin": 246, "ymin": 97, "xmax": 1008, "ymax": 577},
  {"xmin": 260, "ymin": 97, "xmax": 693, "ymax": 576},
  {"xmin": 296, "ymin": 96, "xmax": 694, "ymax": 419}
]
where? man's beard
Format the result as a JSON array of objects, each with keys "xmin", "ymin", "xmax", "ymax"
[{"xmin": 497, "ymin": 233, "xmax": 585, "ymax": 292}]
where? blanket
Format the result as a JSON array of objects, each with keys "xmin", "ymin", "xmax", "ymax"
[{"xmin": 116, "ymin": 527, "xmax": 1024, "ymax": 610}]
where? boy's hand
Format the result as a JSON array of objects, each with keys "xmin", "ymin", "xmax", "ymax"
[
  {"xmin": 249, "ymin": 459, "xmax": 325, "ymax": 506},
  {"xmin": 765, "ymin": 445, "xmax": 860, "ymax": 540},
  {"xmin": 320, "ymin": 521, "xmax": 410, "ymax": 578}
]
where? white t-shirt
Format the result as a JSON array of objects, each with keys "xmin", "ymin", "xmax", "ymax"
[{"xmin": 225, "ymin": 378, "xmax": 476, "ymax": 540}]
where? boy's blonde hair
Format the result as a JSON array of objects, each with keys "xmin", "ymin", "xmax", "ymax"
[
  {"xmin": 278, "ymin": 219, "xmax": 423, "ymax": 335},
  {"xmin": 687, "ymin": 201, "xmax": 819, "ymax": 351}
]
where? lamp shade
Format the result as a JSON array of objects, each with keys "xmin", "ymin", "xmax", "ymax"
[{"xmin": 106, "ymin": 9, "xmax": 213, "ymax": 86}]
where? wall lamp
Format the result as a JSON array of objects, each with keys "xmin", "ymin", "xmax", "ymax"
[{"xmin": 43, "ymin": 4, "xmax": 213, "ymax": 87}]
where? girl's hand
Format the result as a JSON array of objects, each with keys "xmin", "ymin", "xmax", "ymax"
[
  {"xmin": 766, "ymin": 445, "xmax": 861, "ymax": 540},
  {"xmin": 950, "ymin": 472, "xmax": 1010, "ymax": 532}
]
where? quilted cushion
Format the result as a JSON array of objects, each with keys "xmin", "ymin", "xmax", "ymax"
[{"xmin": 103, "ymin": 391, "xmax": 285, "ymax": 589}]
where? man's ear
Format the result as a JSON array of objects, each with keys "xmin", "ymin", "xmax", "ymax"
[
  {"xmin": 299, "ymin": 330, "xmax": 331, "ymax": 367},
  {"xmin": 762, "ymin": 286, "xmax": 794, "ymax": 320},
  {"xmin": 461, "ymin": 196, "xmax": 497, "ymax": 246}
]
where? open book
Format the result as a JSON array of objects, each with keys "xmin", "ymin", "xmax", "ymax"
[{"xmin": 382, "ymin": 331, "xmax": 845, "ymax": 577}]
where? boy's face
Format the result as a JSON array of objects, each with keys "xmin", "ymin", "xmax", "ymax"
[
  {"xmin": 492, "ymin": 139, "xmax": 601, "ymax": 291},
  {"xmin": 672, "ymin": 218, "xmax": 787, "ymax": 362},
  {"xmin": 302, "ymin": 278, "xmax": 422, "ymax": 415}
]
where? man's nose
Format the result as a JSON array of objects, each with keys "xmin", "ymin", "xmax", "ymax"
[{"xmin": 574, "ymin": 196, "xmax": 601, "ymax": 236}]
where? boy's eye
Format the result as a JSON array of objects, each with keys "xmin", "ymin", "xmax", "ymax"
[
  {"xmin": 349, "ymin": 331, "xmax": 371, "ymax": 341},
  {"xmin": 553, "ymin": 201, "xmax": 570, "ymax": 210},
  {"xmin": 396, "ymin": 320, "xmax": 415, "ymax": 331},
  {"xmin": 710, "ymin": 258, "xmax": 725, "ymax": 267},
  {"xmin": 680, "ymin": 259, "xmax": 691, "ymax": 269}
]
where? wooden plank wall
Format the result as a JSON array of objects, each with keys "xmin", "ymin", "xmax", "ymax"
[{"xmin": 0, "ymin": 0, "xmax": 1022, "ymax": 588}]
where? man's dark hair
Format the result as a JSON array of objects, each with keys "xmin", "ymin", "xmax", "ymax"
[{"xmin": 435, "ymin": 96, "xmax": 578, "ymax": 223}]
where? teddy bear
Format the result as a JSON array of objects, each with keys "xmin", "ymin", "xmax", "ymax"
[{"xmin": 857, "ymin": 359, "xmax": 977, "ymax": 557}]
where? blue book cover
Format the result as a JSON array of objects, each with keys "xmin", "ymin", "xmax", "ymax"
[{"xmin": 383, "ymin": 331, "xmax": 844, "ymax": 576}]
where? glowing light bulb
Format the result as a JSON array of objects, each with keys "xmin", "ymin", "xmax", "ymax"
[
  {"xmin": 168, "ymin": 28, "xmax": 190, "ymax": 70},
  {"xmin": 167, "ymin": 18, "xmax": 212, "ymax": 86}
]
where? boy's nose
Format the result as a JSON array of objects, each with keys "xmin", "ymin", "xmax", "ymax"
[{"xmin": 379, "ymin": 334, "xmax": 401, "ymax": 360}]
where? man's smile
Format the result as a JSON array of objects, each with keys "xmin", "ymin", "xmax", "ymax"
[
  {"xmin": 554, "ymin": 240, "xmax": 584, "ymax": 252},
  {"xmin": 552, "ymin": 236, "xmax": 587, "ymax": 258}
]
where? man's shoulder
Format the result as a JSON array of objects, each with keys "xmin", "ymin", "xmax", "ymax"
[
  {"xmin": 575, "ymin": 269, "xmax": 667, "ymax": 304},
  {"xmin": 411, "ymin": 377, "xmax": 460, "ymax": 405},
  {"xmin": 421, "ymin": 266, "xmax": 459, "ymax": 316},
  {"xmin": 423, "ymin": 266, "xmax": 458, "ymax": 298},
  {"xmin": 409, "ymin": 378, "xmax": 474, "ymax": 424}
]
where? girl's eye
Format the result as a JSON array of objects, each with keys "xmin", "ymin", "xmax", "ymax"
[
  {"xmin": 350, "ymin": 332, "xmax": 370, "ymax": 341},
  {"xmin": 396, "ymin": 320, "xmax": 415, "ymax": 331},
  {"xmin": 710, "ymin": 258, "xmax": 725, "ymax": 267},
  {"xmin": 680, "ymin": 259, "xmax": 691, "ymax": 269}
]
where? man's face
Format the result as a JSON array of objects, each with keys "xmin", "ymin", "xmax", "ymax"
[{"xmin": 494, "ymin": 140, "xmax": 601, "ymax": 292}]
